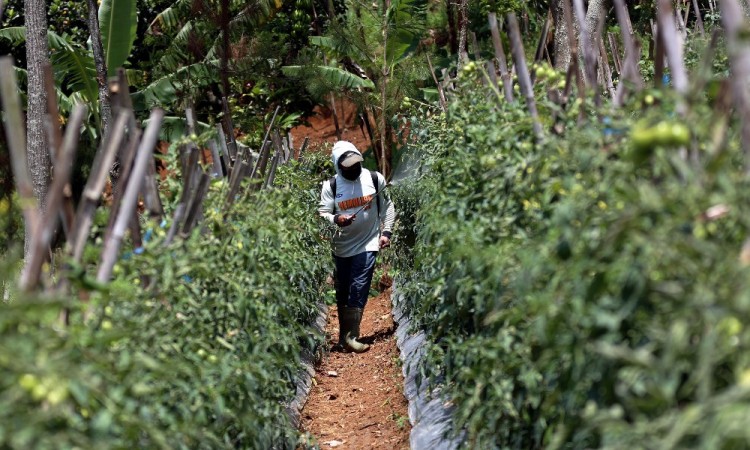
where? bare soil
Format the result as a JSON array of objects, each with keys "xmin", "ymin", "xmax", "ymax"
[
  {"xmin": 300, "ymin": 287, "xmax": 410, "ymax": 450},
  {"xmin": 290, "ymin": 98, "xmax": 373, "ymax": 157}
]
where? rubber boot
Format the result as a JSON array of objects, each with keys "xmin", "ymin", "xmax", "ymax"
[{"xmin": 339, "ymin": 306, "xmax": 370, "ymax": 353}]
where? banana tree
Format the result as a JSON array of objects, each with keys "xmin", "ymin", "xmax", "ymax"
[{"xmin": 287, "ymin": 0, "xmax": 426, "ymax": 178}]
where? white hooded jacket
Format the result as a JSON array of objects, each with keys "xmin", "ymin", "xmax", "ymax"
[{"xmin": 319, "ymin": 141, "xmax": 396, "ymax": 257}]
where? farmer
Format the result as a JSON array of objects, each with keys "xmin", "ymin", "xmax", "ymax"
[{"xmin": 319, "ymin": 141, "xmax": 396, "ymax": 353}]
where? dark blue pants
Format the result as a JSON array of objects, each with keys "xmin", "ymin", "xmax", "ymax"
[{"xmin": 334, "ymin": 251, "xmax": 377, "ymax": 309}]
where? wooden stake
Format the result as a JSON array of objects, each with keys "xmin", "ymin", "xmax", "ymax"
[
  {"xmin": 657, "ymin": 0, "xmax": 689, "ymax": 95},
  {"xmin": 222, "ymin": 97, "xmax": 238, "ymax": 161},
  {"xmin": 69, "ymin": 112, "xmax": 129, "ymax": 263},
  {"xmin": 506, "ymin": 13, "xmax": 543, "ymax": 138},
  {"xmin": 0, "ymin": 57, "xmax": 41, "ymax": 246},
  {"xmin": 21, "ymin": 104, "xmax": 86, "ymax": 291},
  {"xmin": 599, "ymin": 39, "xmax": 617, "ymax": 99},
  {"xmin": 426, "ymin": 53, "xmax": 448, "ymax": 112},
  {"xmin": 720, "ymin": 0, "xmax": 750, "ymax": 172},
  {"xmin": 43, "ymin": 64, "xmax": 75, "ymax": 238},
  {"xmin": 181, "ymin": 173, "xmax": 210, "ymax": 236},
  {"xmin": 692, "ymin": 0, "xmax": 705, "ymax": 36},
  {"xmin": 298, "ymin": 137, "xmax": 309, "ymax": 161},
  {"xmin": 608, "ymin": 32, "xmax": 622, "ymax": 74},
  {"xmin": 98, "ymin": 109, "xmax": 164, "ymax": 283},
  {"xmin": 489, "ymin": 12, "xmax": 515, "ymax": 102}
]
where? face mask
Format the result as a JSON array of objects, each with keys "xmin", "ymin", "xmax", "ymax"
[{"xmin": 341, "ymin": 163, "xmax": 362, "ymax": 180}]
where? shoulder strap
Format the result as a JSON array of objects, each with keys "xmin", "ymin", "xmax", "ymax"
[
  {"xmin": 371, "ymin": 170, "xmax": 380, "ymax": 216},
  {"xmin": 329, "ymin": 176, "xmax": 337, "ymax": 198}
]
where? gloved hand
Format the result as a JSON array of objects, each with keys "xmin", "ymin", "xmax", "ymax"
[{"xmin": 334, "ymin": 214, "xmax": 355, "ymax": 227}]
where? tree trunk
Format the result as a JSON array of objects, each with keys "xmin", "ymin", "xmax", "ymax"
[
  {"xmin": 584, "ymin": 0, "xmax": 610, "ymax": 45},
  {"xmin": 86, "ymin": 0, "xmax": 111, "ymax": 140},
  {"xmin": 457, "ymin": 0, "xmax": 469, "ymax": 66},
  {"xmin": 219, "ymin": 0, "xmax": 231, "ymax": 98},
  {"xmin": 24, "ymin": 0, "xmax": 51, "ymax": 220},
  {"xmin": 446, "ymin": 0, "xmax": 458, "ymax": 55},
  {"xmin": 552, "ymin": 0, "xmax": 572, "ymax": 70}
]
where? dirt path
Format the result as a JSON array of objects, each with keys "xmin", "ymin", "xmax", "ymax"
[{"xmin": 300, "ymin": 288, "xmax": 410, "ymax": 449}]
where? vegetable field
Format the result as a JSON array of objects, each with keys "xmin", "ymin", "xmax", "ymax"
[{"xmin": 3, "ymin": 0, "xmax": 750, "ymax": 449}]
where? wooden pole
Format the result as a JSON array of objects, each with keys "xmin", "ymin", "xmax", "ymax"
[
  {"xmin": 207, "ymin": 139, "xmax": 224, "ymax": 177},
  {"xmin": 692, "ymin": 0, "xmax": 705, "ymax": 36},
  {"xmin": 21, "ymin": 104, "xmax": 86, "ymax": 291},
  {"xmin": 599, "ymin": 38, "xmax": 617, "ymax": 99},
  {"xmin": 297, "ymin": 137, "xmax": 309, "ymax": 161},
  {"xmin": 221, "ymin": 97, "xmax": 238, "ymax": 162},
  {"xmin": 98, "ymin": 109, "xmax": 164, "ymax": 283},
  {"xmin": 426, "ymin": 53, "xmax": 448, "ymax": 111},
  {"xmin": 43, "ymin": 64, "xmax": 76, "ymax": 237},
  {"xmin": 489, "ymin": 12, "xmax": 515, "ymax": 102},
  {"xmin": 181, "ymin": 173, "xmax": 210, "ymax": 236},
  {"xmin": 0, "ymin": 57, "xmax": 41, "ymax": 245},
  {"xmin": 506, "ymin": 13, "xmax": 543, "ymax": 139},
  {"xmin": 608, "ymin": 32, "xmax": 622, "ymax": 74},
  {"xmin": 69, "ymin": 112, "xmax": 128, "ymax": 263},
  {"xmin": 534, "ymin": 8, "xmax": 553, "ymax": 64},
  {"xmin": 657, "ymin": 0, "xmax": 689, "ymax": 95},
  {"xmin": 720, "ymin": 0, "xmax": 750, "ymax": 172},
  {"xmin": 216, "ymin": 123, "xmax": 232, "ymax": 175},
  {"xmin": 613, "ymin": 0, "xmax": 644, "ymax": 105}
]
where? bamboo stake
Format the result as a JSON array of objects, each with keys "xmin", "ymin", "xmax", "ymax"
[
  {"xmin": 43, "ymin": 64, "xmax": 75, "ymax": 237},
  {"xmin": 253, "ymin": 105, "xmax": 280, "ymax": 164},
  {"xmin": 654, "ymin": 23, "xmax": 666, "ymax": 87},
  {"xmin": 613, "ymin": 0, "xmax": 644, "ymax": 106},
  {"xmin": 216, "ymin": 123, "xmax": 232, "ymax": 174},
  {"xmin": 692, "ymin": 0, "xmax": 705, "ymax": 36},
  {"xmin": 265, "ymin": 150, "xmax": 280, "ymax": 189},
  {"xmin": 506, "ymin": 13, "xmax": 543, "ymax": 138},
  {"xmin": 0, "ymin": 57, "xmax": 41, "ymax": 245},
  {"xmin": 70, "ymin": 112, "xmax": 128, "ymax": 262},
  {"xmin": 104, "ymin": 116, "xmax": 139, "ymax": 243},
  {"xmin": 599, "ymin": 39, "xmax": 617, "ymax": 99},
  {"xmin": 561, "ymin": 0, "xmax": 585, "ymax": 98},
  {"xmin": 21, "ymin": 104, "xmax": 86, "ymax": 291},
  {"xmin": 485, "ymin": 60, "xmax": 501, "ymax": 96},
  {"xmin": 181, "ymin": 173, "xmax": 210, "ymax": 236},
  {"xmin": 426, "ymin": 53, "xmax": 448, "ymax": 112},
  {"xmin": 534, "ymin": 8, "xmax": 553, "ymax": 63},
  {"xmin": 657, "ymin": 0, "xmax": 689, "ymax": 95},
  {"xmin": 207, "ymin": 139, "xmax": 224, "ymax": 177},
  {"xmin": 720, "ymin": 0, "xmax": 750, "ymax": 172},
  {"xmin": 223, "ymin": 161, "xmax": 250, "ymax": 210},
  {"xmin": 298, "ymin": 137, "xmax": 309, "ymax": 161},
  {"xmin": 221, "ymin": 97, "xmax": 238, "ymax": 161},
  {"xmin": 489, "ymin": 12, "xmax": 514, "ymax": 102},
  {"xmin": 98, "ymin": 109, "xmax": 164, "ymax": 283},
  {"xmin": 608, "ymin": 32, "xmax": 622, "ymax": 73}
]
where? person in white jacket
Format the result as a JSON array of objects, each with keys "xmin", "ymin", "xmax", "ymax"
[{"xmin": 319, "ymin": 141, "xmax": 396, "ymax": 352}]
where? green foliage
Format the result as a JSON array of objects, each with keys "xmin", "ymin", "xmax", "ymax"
[
  {"xmin": 98, "ymin": 0, "xmax": 137, "ymax": 75},
  {"xmin": 393, "ymin": 58, "xmax": 750, "ymax": 448},
  {"xmin": 0, "ymin": 155, "xmax": 331, "ymax": 448},
  {"xmin": 282, "ymin": 64, "xmax": 375, "ymax": 91}
]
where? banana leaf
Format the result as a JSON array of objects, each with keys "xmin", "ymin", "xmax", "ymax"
[
  {"xmin": 98, "ymin": 0, "xmax": 137, "ymax": 76},
  {"xmin": 131, "ymin": 61, "xmax": 220, "ymax": 111},
  {"xmin": 384, "ymin": 0, "xmax": 426, "ymax": 67},
  {"xmin": 282, "ymin": 65, "xmax": 375, "ymax": 90},
  {"xmin": 0, "ymin": 27, "xmax": 98, "ymax": 106}
]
